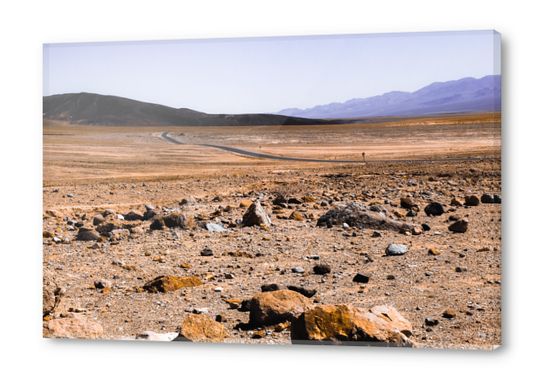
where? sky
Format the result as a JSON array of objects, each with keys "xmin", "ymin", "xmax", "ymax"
[{"xmin": 43, "ymin": 30, "xmax": 500, "ymax": 114}]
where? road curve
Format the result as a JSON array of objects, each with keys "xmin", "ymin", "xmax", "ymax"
[{"xmin": 161, "ymin": 132, "xmax": 492, "ymax": 164}]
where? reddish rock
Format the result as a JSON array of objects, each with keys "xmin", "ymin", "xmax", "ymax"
[
  {"xmin": 449, "ymin": 219, "xmax": 468, "ymax": 233},
  {"xmin": 173, "ymin": 314, "xmax": 225, "ymax": 342},
  {"xmin": 43, "ymin": 272, "xmax": 64, "ymax": 316},
  {"xmin": 242, "ymin": 201, "xmax": 271, "ymax": 227},
  {"xmin": 43, "ymin": 313, "xmax": 103, "ymax": 339},
  {"xmin": 291, "ymin": 304, "xmax": 414, "ymax": 346},
  {"xmin": 249, "ymin": 290, "xmax": 312, "ymax": 326}
]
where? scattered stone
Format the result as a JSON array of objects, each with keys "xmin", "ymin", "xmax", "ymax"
[
  {"xmin": 93, "ymin": 215, "xmax": 106, "ymax": 226},
  {"xmin": 421, "ymin": 223, "xmax": 431, "ymax": 231},
  {"xmin": 369, "ymin": 204, "xmax": 389, "ymax": 216},
  {"xmin": 76, "ymin": 229, "xmax": 100, "ymax": 241},
  {"xmin": 44, "ymin": 313, "xmax": 103, "ymax": 339},
  {"xmin": 493, "ymin": 194, "xmax": 502, "ymax": 203},
  {"xmin": 215, "ymin": 314, "xmax": 227, "ymax": 323},
  {"xmin": 261, "ymin": 284, "xmax": 282, "ymax": 292},
  {"xmin": 180, "ymin": 197, "xmax": 196, "ymax": 205},
  {"xmin": 464, "ymin": 195, "xmax": 480, "ymax": 206},
  {"xmin": 353, "ymin": 273, "xmax": 370, "ymax": 283},
  {"xmin": 287, "ymin": 286, "xmax": 317, "ymax": 298},
  {"xmin": 289, "ymin": 211, "xmax": 305, "ymax": 221},
  {"xmin": 43, "ymin": 272, "xmax": 64, "ymax": 316},
  {"xmin": 400, "ymin": 198, "xmax": 413, "ymax": 209},
  {"xmin": 406, "ymin": 209, "xmax": 416, "ymax": 217},
  {"xmin": 275, "ymin": 321, "xmax": 291, "ymax": 332},
  {"xmin": 135, "ymin": 331, "xmax": 179, "ymax": 341},
  {"xmin": 428, "ymin": 248, "xmax": 441, "ymax": 256},
  {"xmin": 425, "ymin": 318, "xmax": 439, "ymax": 326},
  {"xmin": 142, "ymin": 275, "xmax": 203, "ymax": 293},
  {"xmin": 252, "ymin": 330, "xmax": 266, "ymax": 339},
  {"xmin": 249, "ymin": 290, "xmax": 312, "ymax": 326},
  {"xmin": 313, "ymin": 264, "xmax": 331, "ymax": 275},
  {"xmin": 449, "ymin": 219, "xmax": 468, "ymax": 233},
  {"xmin": 173, "ymin": 314, "xmax": 225, "ymax": 343},
  {"xmin": 317, "ymin": 202, "xmax": 421, "ymax": 234},
  {"xmin": 242, "ymin": 201, "xmax": 271, "ymax": 227},
  {"xmin": 103, "ymin": 209, "xmax": 115, "ymax": 216},
  {"xmin": 206, "ymin": 223, "xmax": 226, "ymax": 232},
  {"xmin": 240, "ymin": 200, "xmax": 252, "ymax": 208},
  {"xmin": 150, "ymin": 213, "xmax": 188, "ymax": 230},
  {"xmin": 201, "ymin": 248, "xmax": 214, "ymax": 256},
  {"xmin": 455, "ymin": 267, "xmax": 467, "ymax": 273},
  {"xmin": 93, "ymin": 279, "xmax": 112, "ymax": 289},
  {"xmin": 443, "ymin": 310, "xmax": 456, "ymax": 319},
  {"xmin": 292, "ymin": 267, "xmax": 305, "ymax": 273},
  {"xmin": 424, "ymin": 202, "xmax": 445, "ymax": 216},
  {"xmin": 123, "ymin": 211, "xmax": 144, "ymax": 221},
  {"xmin": 291, "ymin": 304, "xmax": 414, "ymax": 346},
  {"xmin": 481, "ymin": 194, "xmax": 494, "ymax": 203},
  {"xmin": 372, "ymin": 231, "xmax": 383, "ymax": 238},
  {"xmin": 385, "ymin": 243, "xmax": 409, "ymax": 256}
]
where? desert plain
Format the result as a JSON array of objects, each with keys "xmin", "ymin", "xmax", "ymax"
[{"xmin": 42, "ymin": 113, "xmax": 501, "ymax": 349}]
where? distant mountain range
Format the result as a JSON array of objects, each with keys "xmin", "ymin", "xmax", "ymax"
[
  {"xmin": 276, "ymin": 75, "xmax": 501, "ymax": 118},
  {"xmin": 43, "ymin": 93, "xmax": 341, "ymax": 127}
]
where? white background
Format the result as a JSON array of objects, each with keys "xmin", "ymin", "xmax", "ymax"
[{"xmin": 0, "ymin": 0, "xmax": 537, "ymax": 377}]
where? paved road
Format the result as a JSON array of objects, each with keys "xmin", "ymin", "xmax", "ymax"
[{"xmin": 161, "ymin": 132, "xmax": 493, "ymax": 164}]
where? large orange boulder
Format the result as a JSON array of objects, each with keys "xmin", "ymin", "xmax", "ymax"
[
  {"xmin": 173, "ymin": 314, "xmax": 225, "ymax": 343},
  {"xmin": 142, "ymin": 275, "xmax": 203, "ymax": 293},
  {"xmin": 291, "ymin": 304, "xmax": 415, "ymax": 347},
  {"xmin": 43, "ymin": 313, "xmax": 103, "ymax": 339},
  {"xmin": 249, "ymin": 290, "xmax": 312, "ymax": 326}
]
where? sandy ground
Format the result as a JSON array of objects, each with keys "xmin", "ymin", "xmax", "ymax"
[{"xmin": 42, "ymin": 115, "xmax": 501, "ymax": 349}]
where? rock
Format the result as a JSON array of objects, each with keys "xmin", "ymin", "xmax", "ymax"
[
  {"xmin": 206, "ymin": 223, "xmax": 226, "ymax": 232},
  {"xmin": 464, "ymin": 195, "xmax": 480, "ymax": 206},
  {"xmin": 449, "ymin": 219, "xmax": 468, "ymax": 233},
  {"xmin": 135, "ymin": 331, "xmax": 179, "ymax": 341},
  {"xmin": 93, "ymin": 279, "xmax": 111, "ymax": 289},
  {"xmin": 400, "ymin": 198, "xmax": 413, "ymax": 209},
  {"xmin": 215, "ymin": 314, "xmax": 227, "ymax": 323},
  {"xmin": 43, "ymin": 313, "xmax": 103, "ymax": 339},
  {"xmin": 249, "ymin": 290, "xmax": 312, "ymax": 326},
  {"xmin": 242, "ymin": 201, "xmax": 271, "ymax": 227},
  {"xmin": 493, "ymin": 194, "xmax": 501, "ymax": 203},
  {"xmin": 288, "ymin": 198, "xmax": 303, "ymax": 204},
  {"xmin": 385, "ymin": 243, "xmax": 409, "ymax": 256},
  {"xmin": 173, "ymin": 314, "xmax": 225, "ymax": 343},
  {"xmin": 93, "ymin": 215, "xmax": 106, "ymax": 226},
  {"xmin": 313, "ymin": 264, "xmax": 331, "ymax": 275},
  {"xmin": 180, "ymin": 197, "xmax": 196, "ymax": 205},
  {"xmin": 292, "ymin": 267, "xmax": 304, "ymax": 273},
  {"xmin": 317, "ymin": 202, "xmax": 421, "ymax": 234},
  {"xmin": 103, "ymin": 209, "xmax": 115, "ymax": 216},
  {"xmin": 320, "ymin": 201, "xmax": 329, "ymax": 207},
  {"xmin": 240, "ymin": 200, "xmax": 252, "ymax": 208},
  {"xmin": 142, "ymin": 275, "xmax": 203, "ymax": 293},
  {"xmin": 455, "ymin": 267, "xmax": 467, "ymax": 272},
  {"xmin": 123, "ymin": 211, "xmax": 144, "ymax": 221},
  {"xmin": 273, "ymin": 194, "xmax": 287, "ymax": 205},
  {"xmin": 372, "ymin": 231, "xmax": 383, "ymax": 238},
  {"xmin": 150, "ymin": 213, "xmax": 188, "ymax": 230},
  {"xmin": 43, "ymin": 272, "xmax": 64, "ymax": 316},
  {"xmin": 481, "ymin": 194, "xmax": 494, "ymax": 203},
  {"xmin": 201, "ymin": 248, "xmax": 214, "ymax": 256},
  {"xmin": 291, "ymin": 304, "xmax": 414, "ymax": 346},
  {"xmin": 406, "ymin": 209, "xmax": 416, "ymax": 217},
  {"xmin": 424, "ymin": 202, "xmax": 445, "ymax": 216},
  {"xmin": 443, "ymin": 310, "xmax": 456, "ymax": 319},
  {"xmin": 252, "ymin": 330, "xmax": 266, "ymax": 339},
  {"xmin": 450, "ymin": 198, "xmax": 463, "ymax": 206},
  {"xmin": 302, "ymin": 195, "xmax": 316, "ymax": 203},
  {"xmin": 143, "ymin": 210, "xmax": 157, "ymax": 221},
  {"xmin": 76, "ymin": 229, "xmax": 100, "ymax": 241},
  {"xmin": 145, "ymin": 204, "xmax": 154, "ymax": 211},
  {"xmin": 422, "ymin": 223, "xmax": 431, "ymax": 231},
  {"xmin": 428, "ymin": 248, "xmax": 441, "ymax": 256},
  {"xmin": 425, "ymin": 318, "xmax": 439, "ymax": 326},
  {"xmin": 275, "ymin": 321, "xmax": 291, "ymax": 332},
  {"xmin": 109, "ymin": 229, "xmax": 130, "ymax": 239},
  {"xmin": 261, "ymin": 284, "xmax": 282, "ymax": 292},
  {"xmin": 353, "ymin": 273, "xmax": 370, "ymax": 283},
  {"xmin": 369, "ymin": 204, "xmax": 389, "ymax": 216},
  {"xmin": 287, "ymin": 286, "xmax": 317, "ymax": 298},
  {"xmin": 289, "ymin": 211, "xmax": 305, "ymax": 221}
]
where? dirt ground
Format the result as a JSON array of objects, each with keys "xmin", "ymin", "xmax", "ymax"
[{"xmin": 42, "ymin": 114, "xmax": 501, "ymax": 349}]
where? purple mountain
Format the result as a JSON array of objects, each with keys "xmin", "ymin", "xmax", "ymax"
[{"xmin": 276, "ymin": 75, "xmax": 501, "ymax": 118}]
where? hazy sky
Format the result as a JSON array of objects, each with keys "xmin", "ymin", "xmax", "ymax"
[{"xmin": 43, "ymin": 30, "xmax": 500, "ymax": 114}]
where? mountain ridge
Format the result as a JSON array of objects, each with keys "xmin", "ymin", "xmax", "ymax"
[{"xmin": 276, "ymin": 75, "xmax": 501, "ymax": 118}]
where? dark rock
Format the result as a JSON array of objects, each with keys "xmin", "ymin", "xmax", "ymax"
[
  {"xmin": 424, "ymin": 202, "xmax": 445, "ymax": 216},
  {"xmin": 150, "ymin": 213, "xmax": 187, "ymax": 230},
  {"xmin": 353, "ymin": 273, "xmax": 370, "ymax": 283},
  {"xmin": 406, "ymin": 209, "xmax": 416, "ymax": 217},
  {"xmin": 464, "ymin": 195, "xmax": 480, "ymax": 206},
  {"xmin": 287, "ymin": 286, "xmax": 317, "ymax": 298},
  {"xmin": 372, "ymin": 231, "xmax": 383, "ymax": 238},
  {"xmin": 261, "ymin": 284, "xmax": 282, "ymax": 292},
  {"xmin": 400, "ymin": 198, "xmax": 413, "ymax": 209},
  {"xmin": 493, "ymin": 194, "xmax": 501, "ymax": 203},
  {"xmin": 449, "ymin": 219, "xmax": 468, "ymax": 233},
  {"xmin": 369, "ymin": 204, "xmax": 389, "ymax": 216},
  {"xmin": 93, "ymin": 215, "xmax": 106, "ymax": 226},
  {"xmin": 288, "ymin": 198, "xmax": 303, "ymax": 204},
  {"xmin": 425, "ymin": 318, "xmax": 439, "ymax": 326},
  {"xmin": 123, "ymin": 211, "xmax": 144, "ymax": 221},
  {"xmin": 421, "ymin": 223, "xmax": 431, "ymax": 231},
  {"xmin": 455, "ymin": 267, "xmax": 467, "ymax": 272},
  {"xmin": 313, "ymin": 264, "xmax": 331, "ymax": 275},
  {"xmin": 481, "ymin": 194, "xmax": 494, "ymax": 203},
  {"xmin": 442, "ymin": 310, "xmax": 456, "ymax": 319},
  {"xmin": 201, "ymin": 248, "xmax": 214, "ymax": 256},
  {"xmin": 241, "ymin": 200, "xmax": 271, "ymax": 227}
]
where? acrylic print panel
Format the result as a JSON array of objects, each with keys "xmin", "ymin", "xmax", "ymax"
[{"xmin": 42, "ymin": 30, "xmax": 501, "ymax": 349}]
